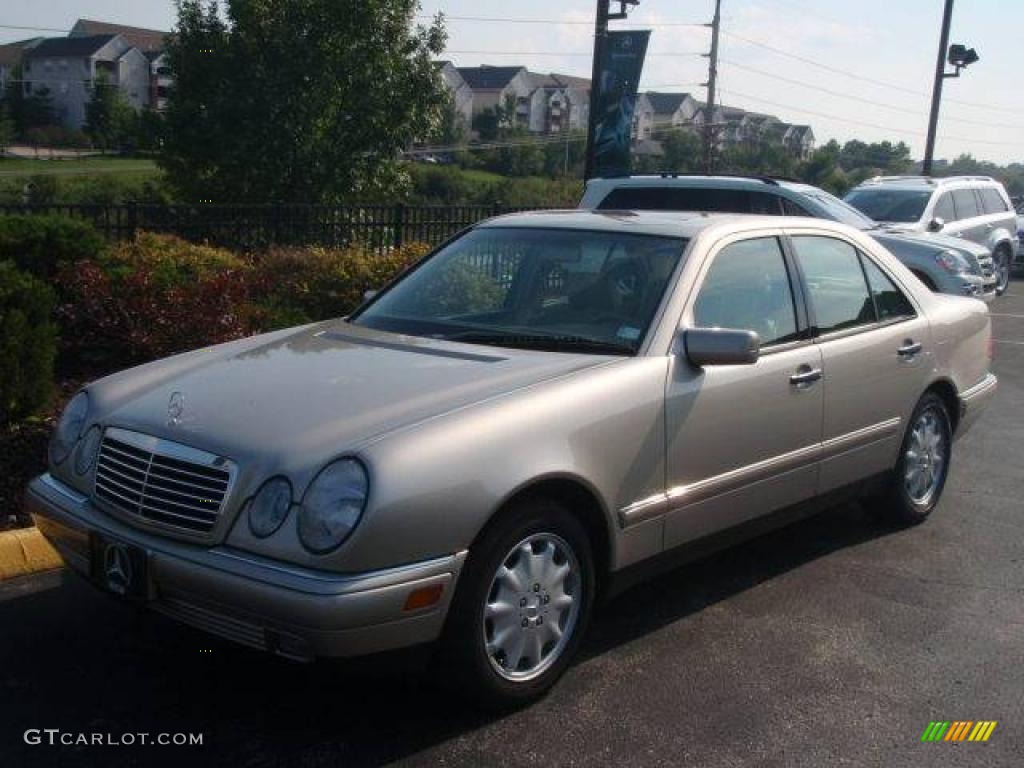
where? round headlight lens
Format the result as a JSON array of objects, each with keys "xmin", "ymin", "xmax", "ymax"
[
  {"xmin": 50, "ymin": 392, "xmax": 89, "ymax": 465},
  {"xmin": 298, "ymin": 459, "xmax": 368, "ymax": 554},
  {"xmin": 934, "ymin": 249, "xmax": 970, "ymax": 275},
  {"xmin": 74, "ymin": 425, "xmax": 103, "ymax": 475},
  {"xmin": 248, "ymin": 477, "xmax": 293, "ymax": 538}
]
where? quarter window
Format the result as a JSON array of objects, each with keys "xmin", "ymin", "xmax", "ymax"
[
  {"xmin": 952, "ymin": 189, "xmax": 980, "ymax": 219},
  {"xmin": 791, "ymin": 236, "xmax": 876, "ymax": 334},
  {"xmin": 693, "ymin": 237, "xmax": 799, "ymax": 346},
  {"xmin": 861, "ymin": 257, "xmax": 915, "ymax": 321}
]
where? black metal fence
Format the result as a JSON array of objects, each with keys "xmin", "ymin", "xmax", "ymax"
[{"xmin": 0, "ymin": 203, "xmax": 542, "ymax": 251}]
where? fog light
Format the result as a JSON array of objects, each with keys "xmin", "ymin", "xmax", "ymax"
[{"xmin": 403, "ymin": 583, "xmax": 444, "ymax": 612}]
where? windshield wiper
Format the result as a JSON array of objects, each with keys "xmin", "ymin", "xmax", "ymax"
[{"xmin": 442, "ymin": 331, "xmax": 635, "ymax": 356}]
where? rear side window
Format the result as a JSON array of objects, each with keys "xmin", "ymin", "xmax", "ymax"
[
  {"xmin": 693, "ymin": 237, "xmax": 799, "ymax": 347},
  {"xmin": 980, "ymin": 188, "xmax": 1009, "ymax": 214},
  {"xmin": 861, "ymin": 257, "xmax": 915, "ymax": 321},
  {"xmin": 933, "ymin": 192, "xmax": 955, "ymax": 221},
  {"xmin": 952, "ymin": 189, "xmax": 981, "ymax": 219},
  {"xmin": 597, "ymin": 186, "xmax": 756, "ymax": 213},
  {"xmin": 791, "ymin": 236, "xmax": 876, "ymax": 334}
]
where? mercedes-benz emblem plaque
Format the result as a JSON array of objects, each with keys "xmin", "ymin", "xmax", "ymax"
[
  {"xmin": 167, "ymin": 391, "xmax": 185, "ymax": 426},
  {"xmin": 103, "ymin": 543, "xmax": 134, "ymax": 595}
]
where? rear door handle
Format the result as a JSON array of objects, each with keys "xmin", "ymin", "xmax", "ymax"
[
  {"xmin": 790, "ymin": 366, "xmax": 823, "ymax": 388},
  {"xmin": 897, "ymin": 340, "xmax": 923, "ymax": 358}
]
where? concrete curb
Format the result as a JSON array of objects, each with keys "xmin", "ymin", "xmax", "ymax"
[{"xmin": 0, "ymin": 527, "xmax": 63, "ymax": 581}]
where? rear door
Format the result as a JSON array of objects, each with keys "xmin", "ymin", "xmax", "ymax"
[
  {"xmin": 788, "ymin": 233, "xmax": 930, "ymax": 492},
  {"xmin": 663, "ymin": 233, "xmax": 824, "ymax": 548},
  {"xmin": 948, "ymin": 187, "xmax": 987, "ymax": 246}
]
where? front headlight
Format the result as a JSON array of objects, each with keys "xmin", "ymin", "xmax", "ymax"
[
  {"xmin": 248, "ymin": 477, "xmax": 293, "ymax": 538},
  {"xmin": 49, "ymin": 391, "xmax": 89, "ymax": 465},
  {"xmin": 297, "ymin": 459, "xmax": 369, "ymax": 554},
  {"xmin": 934, "ymin": 250, "xmax": 971, "ymax": 275}
]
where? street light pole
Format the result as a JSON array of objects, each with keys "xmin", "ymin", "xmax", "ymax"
[{"xmin": 923, "ymin": 0, "xmax": 954, "ymax": 176}]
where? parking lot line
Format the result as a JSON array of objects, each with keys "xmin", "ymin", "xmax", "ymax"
[
  {"xmin": 994, "ymin": 339, "xmax": 1024, "ymax": 346},
  {"xmin": 990, "ymin": 313, "xmax": 1024, "ymax": 319}
]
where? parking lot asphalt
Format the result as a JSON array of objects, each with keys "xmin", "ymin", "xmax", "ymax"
[{"xmin": 3, "ymin": 285, "xmax": 1023, "ymax": 768}]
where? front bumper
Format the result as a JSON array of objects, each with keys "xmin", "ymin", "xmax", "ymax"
[
  {"xmin": 26, "ymin": 473, "xmax": 467, "ymax": 660},
  {"xmin": 958, "ymin": 373, "xmax": 998, "ymax": 438}
]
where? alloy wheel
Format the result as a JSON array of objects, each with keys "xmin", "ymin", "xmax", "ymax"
[
  {"xmin": 482, "ymin": 533, "xmax": 582, "ymax": 682},
  {"xmin": 903, "ymin": 407, "xmax": 947, "ymax": 506}
]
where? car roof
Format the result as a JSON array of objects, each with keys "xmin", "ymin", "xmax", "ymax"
[
  {"xmin": 587, "ymin": 174, "xmax": 790, "ymax": 191},
  {"xmin": 852, "ymin": 175, "xmax": 1001, "ymax": 192},
  {"xmin": 478, "ymin": 209, "xmax": 833, "ymax": 239}
]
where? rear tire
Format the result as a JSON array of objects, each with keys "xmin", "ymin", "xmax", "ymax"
[
  {"xmin": 880, "ymin": 392, "xmax": 952, "ymax": 525},
  {"xmin": 440, "ymin": 497, "xmax": 595, "ymax": 709}
]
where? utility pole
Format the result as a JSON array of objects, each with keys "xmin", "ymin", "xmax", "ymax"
[
  {"xmin": 584, "ymin": 0, "xmax": 611, "ymax": 180},
  {"xmin": 923, "ymin": 0, "xmax": 954, "ymax": 176},
  {"xmin": 703, "ymin": 0, "xmax": 722, "ymax": 174}
]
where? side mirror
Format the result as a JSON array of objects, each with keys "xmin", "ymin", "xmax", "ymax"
[
  {"xmin": 927, "ymin": 216, "xmax": 945, "ymax": 232},
  {"xmin": 362, "ymin": 289, "xmax": 378, "ymax": 302},
  {"xmin": 682, "ymin": 328, "xmax": 760, "ymax": 366}
]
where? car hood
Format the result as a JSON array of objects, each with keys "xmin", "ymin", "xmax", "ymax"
[
  {"xmin": 874, "ymin": 228, "xmax": 988, "ymax": 256},
  {"xmin": 92, "ymin": 321, "xmax": 611, "ymax": 467}
]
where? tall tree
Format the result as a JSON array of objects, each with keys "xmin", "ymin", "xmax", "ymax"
[
  {"xmin": 84, "ymin": 74, "xmax": 135, "ymax": 151},
  {"xmin": 160, "ymin": 0, "xmax": 447, "ymax": 203}
]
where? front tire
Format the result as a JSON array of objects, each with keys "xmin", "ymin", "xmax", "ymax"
[
  {"xmin": 994, "ymin": 245, "xmax": 1012, "ymax": 296},
  {"xmin": 882, "ymin": 393, "xmax": 952, "ymax": 525},
  {"xmin": 441, "ymin": 498, "xmax": 595, "ymax": 709}
]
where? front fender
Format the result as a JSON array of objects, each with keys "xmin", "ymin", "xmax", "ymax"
[{"xmin": 345, "ymin": 357, "xmax": 670, "ymax": 573}]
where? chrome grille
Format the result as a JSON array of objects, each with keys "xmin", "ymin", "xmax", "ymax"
[
  {"xmin": 94, "ymin": 429, "xmax": 232, "ymax": 533},
  {"xmin": 979, "ymin": 256, "xmax": 994, "ymax": 278}
]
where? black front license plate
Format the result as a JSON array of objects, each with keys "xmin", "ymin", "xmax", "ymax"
[{"xmin": 89, "ymin": 533, "xmax": 151, "ymax": 600}]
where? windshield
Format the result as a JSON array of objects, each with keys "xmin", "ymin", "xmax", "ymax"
[
  {"xmin": 844, "ymin": 188, "xmax": 932, "ymax": 223},
  {"xmin": 801, "ymin": 190, "xmax": 876, "ymax": 230},
  {"xmin": 351, "ymin": 227, "xmax": 688, "ymax": 355}
]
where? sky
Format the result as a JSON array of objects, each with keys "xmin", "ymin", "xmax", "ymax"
[{"xmin": 3, "ymin": 0, "xmax": 1021, "ymax": 164}]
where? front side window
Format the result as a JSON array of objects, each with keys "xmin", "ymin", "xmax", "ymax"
[
  {"xmin": 843, "ymin": 188, "xmax": 932, "ymax": 223},
  {"xmin": 952, "ymin": 189, "xmax": 980, "ymax": 219},
  {"xmin": 353, "ymin": 227, "xmax": 687, "ymax": 354},
  {"xmin": 693, "ymin": 237, "xmax": 799, "ymax": 347},
  {"xmin": 933, "ymin": 192, "xmax": 956, "ymax": 222},
  {"xmin": 791, "ymin": 236, "xmax": 876, "ymax": 334}
]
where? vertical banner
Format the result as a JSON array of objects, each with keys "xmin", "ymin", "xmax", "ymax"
[{"xmin": 591, "ymin": 30, "xmax": 651, "ymax": 178}]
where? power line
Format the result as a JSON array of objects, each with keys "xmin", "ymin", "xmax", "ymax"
[
  {"xmin": 445, "ymin": 49, "xmax": 703, "ymax": 58},
  {"xmin": 417, "ymin": 14, "xmax": 707, "ymax": 28},
  {"xmin": 723, "ymin": 30, "xmax": 1024, "ymax": 117},
  {"xmin": 717, "ymin": 86, "xmax": 1020, "ymax": 148},
  {"xmin": 0, "ymin": 23, "xmax": 72, "ymax": 34},
  {"xmin": 720, "ymin": 59, "xmax": 1024, "ymax": 131}
]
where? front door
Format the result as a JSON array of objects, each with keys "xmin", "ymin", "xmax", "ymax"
[
  {"xmin": 663, "ymin": 234, "xmax": 824, "ymax": 549},
  {"xmin": 788, "ymin": 234, "xmax": 931, "ymax": 492}
]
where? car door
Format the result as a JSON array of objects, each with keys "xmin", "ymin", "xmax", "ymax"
[
  {"xmin": 788, "ymin": 233, "xmax": 930, "ymax": 493},
  {"xmin": 663, "ymin": 234, "xmax": 824, "ymax": 548},
  {"xmin": 948, "ymin": 188, "xmax": 987, "ymax": 246}
]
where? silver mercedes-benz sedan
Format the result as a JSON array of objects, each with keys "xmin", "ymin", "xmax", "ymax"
[{"xmin": 28, "ymin": 211, "xmax": 996, "ymax": 706}]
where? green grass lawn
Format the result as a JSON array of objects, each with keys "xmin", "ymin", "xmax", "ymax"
[{"xmin": 0, "ymin": 157, "xmax": 159, "ymax": 178}]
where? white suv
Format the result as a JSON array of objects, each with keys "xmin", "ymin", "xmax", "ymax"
[{"xmin": 845, "ymin": 176, "xmax": 1018, "ymax": 295}]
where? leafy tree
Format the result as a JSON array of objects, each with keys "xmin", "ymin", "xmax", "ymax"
[
  {"xmin": 84, "ymin": 73, "xmax": 135, "ymax": 151},
  {"xmin": 3, "ymin": 72, "xmax": 56, "ymax": 137},
  {"xmin": 160, "ymin": 0, "xmax": 448, "ymax": 204},
  {"xmin": 0, "ymin": 106, "xmax": 14, "ymax": 153},
  {"xmin": 660, "ymin": 129, "xmax": 703, "ymax": 173}
]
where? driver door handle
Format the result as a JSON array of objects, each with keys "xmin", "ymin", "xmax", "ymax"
[
  {"xmin": 898, "ymin": 340, "xmax": 923, "ymax": 358},
  {"xmin": 790, "ymin": 366, "xmax": 823, "ymax": 388}
]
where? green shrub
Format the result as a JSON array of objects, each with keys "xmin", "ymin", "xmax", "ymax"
[
  {"xmin": 251, "ymin": 242, "xmax": 430, "ymax": 325},
  {"xmin": 0, "ymin": 214, "xmax": 106, "ymax": 281},
  {"xmin": 0, "ymin": 261, "xmax": 57, "ymax": 426}
]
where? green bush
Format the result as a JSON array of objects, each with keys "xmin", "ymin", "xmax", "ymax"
[
  {"xmin": 0, "ymin": 214, "xmax": 106, "ymax": 281},
  {"xmin": 251, "ymin": 242, "xmax": 430, "ymax": 325},
  {"xmin": 0, "ymin": 261, "xmax": 57, "ymax": 426}
]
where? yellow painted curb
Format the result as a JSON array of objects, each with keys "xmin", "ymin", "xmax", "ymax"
[{"xmin": 0, "ymin": 527, "xmax": 64, "ymax": 581}]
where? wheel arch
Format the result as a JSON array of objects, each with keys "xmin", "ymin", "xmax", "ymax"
[
  {"xmin": 473, "ymin": 473, "xmax": 614, "ymax": 596},
  {"xmin": 925, "ymin": 378, "xmax": 961, "ymax": 434}
]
